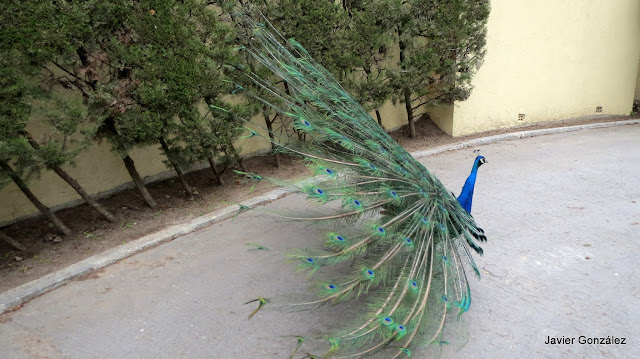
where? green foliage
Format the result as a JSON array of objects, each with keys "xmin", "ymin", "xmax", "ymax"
[
  {"xmin": 230, "ymin": 0, "xmax": 488, "ymax": 133},
  {"xmin": 165, "ymin": 102, "xmax": 253, "ymax": 171},
  {"xmin": 253, "ymin": 0, "xmax": 396, "ymax": 112},
  {"xmin": 78, "ymin": 1, "xmax": 240, "ymax": 158},
  {"xmin": 3, "ymin": 0, "xmax": 247, "ymax": 173},
  {"xmin": 339, "ymin": 0, "xmax": 396, "ymax": 123},
  {"xmin": 252, "ymin": 0, "xmax": 348, "ymax": 77},
  {"xmin": 391, "ymin": 0, "xmax": 491, "ymax": 109},
  {"xmin": 0, "ymin": 2, "xmax": 55, "ymax": 185},
  {"xmin": 36, "ymin": 96, "xmax": 94, "ymax": 168}
]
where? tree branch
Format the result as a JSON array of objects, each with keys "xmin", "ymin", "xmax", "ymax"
[{"xmin": 50, "ymin": 62, "xmax": 93, "ymax": 97}]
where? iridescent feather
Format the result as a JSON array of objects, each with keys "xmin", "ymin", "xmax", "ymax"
[{"xmin": 232, "ymin": 13, "xmax": 488, "ymax": 358}]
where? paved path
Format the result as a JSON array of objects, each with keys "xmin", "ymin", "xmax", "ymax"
[{"xmin": 1, "ymin": 124, "xmax": 639, "ymax": 359}]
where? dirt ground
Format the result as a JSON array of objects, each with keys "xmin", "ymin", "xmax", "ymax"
[{"xmin": 0, "ymin": 115, "xmax": 633, "ymax": 293}]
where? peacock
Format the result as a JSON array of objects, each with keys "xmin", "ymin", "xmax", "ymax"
[{"xmin": 226, "ymin": 14, "xmax": 488, "ymax": 359}]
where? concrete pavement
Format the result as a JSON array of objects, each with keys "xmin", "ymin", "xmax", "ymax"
[{"xmin": 0, "ymin": 123, "xmax": 639, "ymax": 358}]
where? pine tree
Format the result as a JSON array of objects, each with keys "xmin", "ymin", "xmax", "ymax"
[
  {"xmin": 1, "ymin": 2, "xmax": 83, "ymax": 235},
  {"xmin": 391, "ymin": 0, "xmax": 490, "ymax": 138},
  {"xmin": 23, "ymin": 97, "xmax": 117, "ymax": 222},
  {"xmin": 339, "ymin": 0, "xmax": 395, "ymax": 128},
  {"xmin": 221, "ymin": 0, "xmax": 349, "ymax": 164},
  {"xmin": 0, "ymin": 69, "xmax": 73, "ymax": 235},
  {"xmin": 8, "ymin": 1, "xmax": 245, "ymax": 207}
]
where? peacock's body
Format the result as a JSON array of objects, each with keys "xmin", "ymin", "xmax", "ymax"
[{"xmin": 231, "ymin": 16, "xmax": 488, "ymax": 359}]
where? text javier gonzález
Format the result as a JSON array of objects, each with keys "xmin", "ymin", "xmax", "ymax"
[{"xmin": 545, "ymin": 335, "xmax": 626, "ymax": 345}]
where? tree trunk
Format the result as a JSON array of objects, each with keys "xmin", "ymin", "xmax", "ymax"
[
  {"xmin": 21, "ymin": 131, "xmax": 116, "ymax": 222},
  {"xmin": 273, "ymin": 149, "xmax": 281, "ymax": 168},
  {"xmin": 228, "ymin": 142, "xmax": 248, "ymax": 172},
  {"xmin": 362, "ymin": 67, "xmax": 384, "ymax": 130},
  {"xmin": 263, "ymin": 111, "xmax": 281, "ymax": 168},
  {"xmin": 207, "ymin": 157, "xmax": 224, "ymax": 185},
  {"xmin": 0, "ymin": 231, "xmax": 26, "ymax": 251},
  {"xmin": 0, "ymin": 160, "xmax": 72, "ymax": 236},
  {"xmin": 398, "ymin": 39, "xmax": 416, "ymax": 138},
  {"xmin": 403, "ymin": 87, "xmax": 416, "ymax": 138},
  {"xmin": 375, "ymin": 109, "xmax": 384, "ymax": 129},
  {"xmin": 284, "ymin": 82, "xmax": 307, "ymax": 142},
  {"xmin": 51, "ymin": 166, "xmax": 117, "ymax": 222},
  {"xmin": 105, "ymin": 120, "xmax": 157, "ymax": 209},
  {"xmin": 121, "ymin": 154, "xmax": 157, "ymax": 209},
  {"xmin": 159, "ymin": 137, "xmax": 193, "ymax": 197}
]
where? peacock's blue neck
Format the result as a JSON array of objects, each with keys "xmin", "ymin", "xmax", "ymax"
[{"xmin": 457, "ymin": 157, "xmax": 483, "ymax": 213}]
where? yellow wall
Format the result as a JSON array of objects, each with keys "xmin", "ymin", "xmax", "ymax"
[
  {"xmin": 635, "ymin": 55, "xmax": 640, "ymax": 100},
  {"xmin": 373, "ymin": 101, "xmax": 416, "ymax": 132},
  {"xmin": 449, "ymin": 0, "xmax": 640, "ymax": 137},
  {"xmin": 428, "ymin": 104, "xmax": 454, "ymax": 135}
]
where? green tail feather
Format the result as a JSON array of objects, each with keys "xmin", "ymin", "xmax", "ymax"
[
  {"xmin": 245, "ymin": 297, "xmax": 268, "ymax": 320},
  {"xmin": 231, "ymin": 12, "xmax": 487, "ymax": 358}
]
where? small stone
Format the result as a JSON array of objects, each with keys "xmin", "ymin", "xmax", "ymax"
[
  {"xmin": 52, "ymin": 237, "xmax": 62, "ymax": 243},
  {"xmin": 14, "ymin": 256, "xmax": 23, "ymax": 262}
]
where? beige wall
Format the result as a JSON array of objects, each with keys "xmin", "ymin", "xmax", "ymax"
[
  {"xmin": 428, "ymin": 104, "xmax": 454, "ymax": 135},
  {"xmin": 448, "ymin": 0, "xmax": 640, "ymax": 137},
  {"xmin": 635, "ymin": 55, "xmax": 640, "ymax": 100},
  {"xmin": 373, "ymin": 101, "xmax": 416, "ymax": 132}
]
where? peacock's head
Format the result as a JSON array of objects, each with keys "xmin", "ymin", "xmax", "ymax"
[{"xmin": 477, "ymin": 156, "xmax": 487, "ymax": 166}]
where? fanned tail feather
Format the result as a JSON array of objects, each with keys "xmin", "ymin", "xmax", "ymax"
[{"xmin": 231, "ymin": 12, "xmax": 486, "ymax": 358}]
